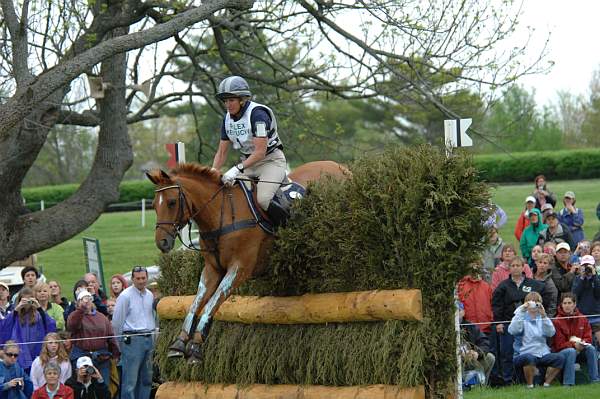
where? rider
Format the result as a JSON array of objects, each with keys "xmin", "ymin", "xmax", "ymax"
[{"xmin": 212, "ymin": 75, "xmax": 288, "ymax": 227}]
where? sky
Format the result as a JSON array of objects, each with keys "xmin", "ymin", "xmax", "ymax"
[{"xmin": 516, "ymin": 0, "xmax": 600, "ymax": 106}]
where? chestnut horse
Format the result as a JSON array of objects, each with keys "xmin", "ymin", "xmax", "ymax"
[{"xmin": 146, "ymin": 161, "xmax": 348, "ymax": 363}]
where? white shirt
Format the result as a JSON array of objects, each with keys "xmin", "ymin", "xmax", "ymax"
[
  {"xmin": 30, "ymin": 356, "xmax": 72, "ymax": 389},
  {"xmin": 111, "ymin": 285, "xmax": 155, "ymax": 336}
]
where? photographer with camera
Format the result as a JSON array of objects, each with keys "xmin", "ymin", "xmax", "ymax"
[
  {"xmin": 572, "ymin": 255, "xmax": 600, "ymax": 346},
  {"xmin": 65, "ymin": 357, "xmax": 109, "ymax": 399},
  {"xmin": 508, "ymin": 292, "xmax": 563, "ymax": 388},
  {"xmin": 0, "ymin": 288, "xmax": 56, "ymax": 374},
  {"xmin": 0, "ymin": 341, "xmax": 33, "ymax": 399}
]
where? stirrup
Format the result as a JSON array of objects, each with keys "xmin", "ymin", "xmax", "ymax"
[
  {"xmin": 167, "ymin": 337, "xmax": 187, "ymax": 358},
  {"xmin": 186, "ymin": 342, "xmax": 203, "ymax": 365}
]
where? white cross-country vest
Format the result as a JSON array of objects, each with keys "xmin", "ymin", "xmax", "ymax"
[{"xmin": 224, "ymin": 101, "xmax": 281, "ymax": 156}]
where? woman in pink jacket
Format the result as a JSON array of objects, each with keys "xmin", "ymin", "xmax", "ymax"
[{"xmin": 491, "ymin": 245, "xmax": 533, "ymax": 291}]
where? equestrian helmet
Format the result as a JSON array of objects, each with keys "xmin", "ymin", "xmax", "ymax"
[{"xmin": 216, "ymin": 76, "xmax": 252, "ymax": 100}]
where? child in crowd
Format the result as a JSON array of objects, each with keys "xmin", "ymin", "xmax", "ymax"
[{"xmin": 30, "ymin": 332, "xmax": 72, "ymax": 389}]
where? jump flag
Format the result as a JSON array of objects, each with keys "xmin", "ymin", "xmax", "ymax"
[
  {"xmin": 444, "ymin": 119, "xmax": 473, "ymax": 148},
  {"xmin": 165, "ymin": 142, "xmax": 186, "ymax": 169}
]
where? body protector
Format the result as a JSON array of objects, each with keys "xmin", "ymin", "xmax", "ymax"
[{"xmin": 223, "ymin": 101, "xmax": 282, "ymax": 157}]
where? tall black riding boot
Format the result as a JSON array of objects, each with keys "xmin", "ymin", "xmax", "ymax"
[{"xmin": 266, "ymin": 200, "xmax": 290, "ymax": 228}]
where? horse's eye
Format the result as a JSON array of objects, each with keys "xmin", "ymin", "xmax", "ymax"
[{"xmin": 167, "ymin": 199, "xmax": 177, "ymax": 208}]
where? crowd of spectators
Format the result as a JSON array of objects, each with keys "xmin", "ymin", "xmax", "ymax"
[
  {"xmin": 1, "ymin": 267, "xmax": 159, "ymax": 399},
  {"xmin": 459, "ymin": 174, "xmax": 600, "ymax": 389}
]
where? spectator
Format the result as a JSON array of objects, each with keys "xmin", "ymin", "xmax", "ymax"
[
  {"xmin": 520, "ymin": 209, "xmax": 547, "ymax": 263},
  {"xmin": 34, "ymin": 283, "xmax": 65, "ymax": 331},
  {"xmin": 591, "ymin": 241, "xmax": 600, "ymax": 270},
  {"xmin": 570, "ymin": 240, "xmax": 591, "ymax": 266},
  {"xmin": 508, "ymin": 292, "xmax": 563, "ymax": 388},
  {"xmin": 491, "ymin": 256, "xmax": 545, "ymax": 385},
  {"xmin": 529, "ymin": 245, "xmax": 543, "ymax": 271},
  {"xmin": 48, "ymin": 282, "xmax": 69, "ymax": 311},
  {"xmin": 83, "ymin": 274, "xmax": 107, "ymax": 305},
  {"xmin": 459, "ymin": 302, "xmax": 496, "ymax": 387},
  {"xmin": 11, "ymin": 266, "xmax": 40, "ymax": 305},
  {"xmin": 552, "ymin": 293, "xmax": 599, "ymax": 385},
  {"xmin": 572, "ymin": 255, "xmax": 600, "ymax": 346},
  {"xmin": 491, "ymin": 245, "xmax": 533, "ymax": 291},
  {"xmin": 105, "ymin": 299, "xmax": 115, "ymax": 320},
  {"xmin": 538, "ymin": 210, "xmax": 575, "ymax": 250},
  {"xmin": 64, "ymin": 281, "xmax": 108, "ymax": 322},
  {"xmin": 483, "ymin": 204, "xmax": 507, "ymax": 230},
  {"xmin": 457, "ymin": 261, "xmax": 494, "ymax": 335},
  {"xmin": 532, "ymin": 253, "xmax": 558, "ymax": 318},
  {"xmin": 0, "ymin": 282, "xmax": 13, "ymax": 319},
  {"xmin": 109, "ymin": 275, "xmax": 127, "ymax": 300},
  {"xmin": 540, "ymin": 203, "xmax": 554, "ymax": 224},
  {"xmin": 482, "ymin": 227, "xmax": 504, "ymax": 282},
  {"xmin": 66, "ymin": 291, "xmax": 119, "ymax": 385},
  {"xmin": 532, "ymin": 174, "xmax": 557, "ymax": 210},
  {"xmin": 543, "ymin": 241, "xmax": 557, "ymax": 256},
  {"xmin": 31, "ymin": 362, "xmax": 74, "ymax": 399},
  {"xmin": 57, "ymin": 332, "xmax": 72, "ymax": 353},
  {"xmin": 551, "ymin": 242, "xmax": 575, "ymax": 294},
  {"xmin": 514, "ymin": 196, "xmax": 536, "ymax": 241},
  {"xmin": 558, "ymin": 191, "xmax": 584, "ymax": 246},
  {"xmin": 0, "ymin": 341, "xmax": 34, "ymax": 399},
  {"xmin": 30, "ymin": 333, "xmax": 72, "ymax": 390},
  {"xmin": 0, "ymin": 288, "xmax": 56, "ymax": 373},
  {"xmin": 65, "ymin": 357, "xmax": 109, "ymax": 399},
  {"xmin": 112, "ymin": 266, "xmax": 155, "ymax": 399}
]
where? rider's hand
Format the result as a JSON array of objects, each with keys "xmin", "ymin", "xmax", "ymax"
[{"xmin": 222, "ymin": 165, "xmax": 242, "ymax": 186}]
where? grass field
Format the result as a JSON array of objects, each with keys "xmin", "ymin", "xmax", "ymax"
[{"xmin": 464, "ymin": 384, "xmax": 600, "ymax": 399}]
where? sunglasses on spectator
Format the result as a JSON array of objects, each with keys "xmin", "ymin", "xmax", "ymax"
[
  {"xmin": 5, "ymin": 352, "xmax": 19, "ymax": 358},
  {"xmin": 132, "ymin": 266, "xmax": 147, "ymax": 273}
]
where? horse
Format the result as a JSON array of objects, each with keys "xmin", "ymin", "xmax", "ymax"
[{"xmin": 146, "ymin": 161, "xmax": 349, "ymax": 363}]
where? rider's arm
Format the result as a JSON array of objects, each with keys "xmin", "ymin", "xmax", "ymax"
[
  {"xmin": 212, "ymin": 140, "xmax": 231, "ymax": 170},
  {"xmin": 241, "ymin": 137, "xmax": 267, "ymax": 169}
]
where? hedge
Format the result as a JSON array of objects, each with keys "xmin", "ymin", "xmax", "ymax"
[
  {"xmin": 473, "ymin": 148, "xmax": 600, "ymax": 183},
  {"xmin": 155, "ymin": 145, "xmax": 490, "ymax": 398}
]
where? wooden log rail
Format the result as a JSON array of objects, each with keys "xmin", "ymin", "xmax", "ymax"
[
  {"xmin": 155, "ymin": 382, "xmax": 425, "ymax": 399},
  {"xmin": 157, "ymin": 289, "xmax": 422, "ymax": 324}
]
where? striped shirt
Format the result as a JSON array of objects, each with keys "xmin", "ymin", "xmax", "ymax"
[{"xmin": 111, "ymin": 285, "xmax": 155, "ymax": 336}]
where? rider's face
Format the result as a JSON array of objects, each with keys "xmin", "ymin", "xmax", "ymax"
[{"xmin": 223, "ymin": 98, "xmax": 243, "ymax": 115}]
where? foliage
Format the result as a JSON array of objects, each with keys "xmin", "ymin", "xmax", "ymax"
[
  {"xmin": 155, "ymin": 145, "xmax": 491, "ymax": 397},
  {"xmin": 581, "ymin": 69, "xmax": 600, "ymax": 147},
  {"xmin": 474, "ymin": 148, "xmax": 600, "ymax": 183}
]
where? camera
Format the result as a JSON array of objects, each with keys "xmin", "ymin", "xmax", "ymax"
[
  {"xmin": 85, "ymin": 366, "xmax": 95, "ymax": 375},
  {"xmin": 527, "ymin": 301, "xmax": 539, "ymax": 309},
  {"xmin": 26, "ymin": 299, "xmax": 35, "ymax": 305},
  {"xmin": 585, "ymin": 265, "xmax": 594, "ymax": 275}
]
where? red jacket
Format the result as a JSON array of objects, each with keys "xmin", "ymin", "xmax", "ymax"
[
  {"xmin": 31, "ymin": 383, "xmax": 74, "ymax": 399},
  {"xmin": 457, "ymin": 276, "xmax": 493, "ymax": 333},
  {"xmin": 514, "ymin": 211, "xmax": 530, "ymax": 241},
  {"xmin": 551, "ymin": 305, "xmax": 593, "ymax": 352}
]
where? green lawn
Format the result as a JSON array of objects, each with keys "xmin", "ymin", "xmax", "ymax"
[
  {"xmin": 465, "ymin": 384, "xmax": 600, "ymax": 399},
  {"xmin": 36, "ymin": 178, "xmax": 600, "ymax": 297}
]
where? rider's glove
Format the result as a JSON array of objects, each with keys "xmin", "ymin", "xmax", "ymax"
[{"xmin": 222, "ymin": 164, "xmax": 243, "ymax": 186}]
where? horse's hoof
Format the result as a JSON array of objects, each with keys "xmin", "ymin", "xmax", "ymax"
[
  {"xmin": 167, "ymin": 337, "xmax": 188, "ymax": 358},
  {"xmin": 186, "ymin": 342, "xmax": 203, "ymax": 365}
]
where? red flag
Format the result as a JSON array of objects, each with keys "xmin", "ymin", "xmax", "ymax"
[{"xmin": 165, "ymin": 143, "xmax": 177, "ymax": 169}]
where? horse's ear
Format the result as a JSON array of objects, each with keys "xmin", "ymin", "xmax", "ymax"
[
  {"xmin": 145, "ymin": 170, "xmax": 160, "ymax": 185},
  {"xmin": 160, "ymin": 169, "xmax": 171, "ymax": 181}
]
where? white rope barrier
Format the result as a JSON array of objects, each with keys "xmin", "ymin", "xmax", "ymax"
[{"xmin": 460, "ymin": 312, "xmax": 600, "ymax": 327}]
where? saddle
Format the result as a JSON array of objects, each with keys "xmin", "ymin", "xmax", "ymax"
[{"xmin": 237, "ymin": 178, "xmax": 306, "ymax": 234}]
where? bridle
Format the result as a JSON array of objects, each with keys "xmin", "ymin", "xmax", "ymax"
[{"xmin": 154, "ymin": 183, "xmax": 226, "ymax": 250}]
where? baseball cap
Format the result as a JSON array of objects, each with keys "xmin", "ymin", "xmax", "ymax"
[
  {"xmin": 525, "ymin": 196, "xmax": 536, "ymax": 203},
  {"xmin": 556, "ymin": 242, "xmax": 571, "ymax": 252},
  {"xmin": 76, "ymin": 290, "xmax": 93, "ymax": 302},
  {"xmin": 564, "ymin": 191, "xmax": 575, "ymax": 199},
  {"xmin": 545, "ymin": 210, "xmax": 557, "ymax": 219},
  {"xmin": 76, "ymin": 356, "xmax": 94, "ymax": 369},
  {"xmin": 541, "ymin": 203, "xmax": 554, "ymax": 212},
  {"xmin": 580, "ymin": 255, "xmax": 595, "ymax": 265},
  {"xmin": 0, "ymin": 282, "xmax": 9, "ymax": 291}
]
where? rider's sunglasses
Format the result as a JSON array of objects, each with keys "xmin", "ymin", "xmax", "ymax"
[{"xmin": 5, "ymin": 352, "xmax": 19, "ymax": 358}]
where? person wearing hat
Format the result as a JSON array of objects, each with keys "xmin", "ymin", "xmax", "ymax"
[
  {"xmin": 514, "ymin": 196, "xmax": 537, "ymax": 241},
  {"xmin": 540, "ymin": 203, "xmax": 554, "ymax": 224},
  {"xmin": 65, "ymin": 356, "xmax": 109, "ymax": 399},
  {"xmin": 0, "ymin": 282, "xmax": 13, "ymax": 319},
  {"xmin": 66, "ymin": 290, "xmax": 119, "ymax": 386},
  {"xmin": 31, "ymin": 362, "xmax": 74, "ymax": 399},
  {"xmin": 551, "ymin": 242, "xmax": 576, "ymax": 295},
  {"xmin": 572, "ymin": 255, "xmax": 600, "ymax": 347},
  {"xmin": 558, "ymin": 191, "xmax": 585, "ymax": 247},
  {"xmin": 211, "ymin": 75, "xmax": 289, "ymax": 227},
  {"xmin": 520, "ymin": 208, "xmax": 547, "ymax": 263},
  {"xmin": 551, "ymin": 292, "xmax": 600, "ymax": 386},
  {"xmin": 537, "ymin": 210, "xmax": 575, "ymax": 251}
]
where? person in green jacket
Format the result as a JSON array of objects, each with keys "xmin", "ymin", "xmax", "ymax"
[
  {"xmin": 34, "ymin": 282, "xmax": 65, "ymax": 331},
  {"xmin": 520, "ymin": 208, "xmax": 547, "ymax": 262}
]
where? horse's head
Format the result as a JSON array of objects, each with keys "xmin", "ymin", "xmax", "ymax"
[{"xmin": 146, "ymin": 169, "xmax": 192, "ymax": 253}]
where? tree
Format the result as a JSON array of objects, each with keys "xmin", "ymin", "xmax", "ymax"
[
  {"xmin": 581, "ymin": 69, "xmax": 600, "ymax": 147},
  {"xmin": 0, "ymin": 0, "xmax": 545, "ymax": 267}
]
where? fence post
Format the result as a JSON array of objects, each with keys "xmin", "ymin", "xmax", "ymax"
[
  {"xmin": 141, "ymin": 199, "xmax": 146, "ymax": 227},
  {"xmin": 40, "ymin": 200, "xmax": 45, "ymax": 211}
]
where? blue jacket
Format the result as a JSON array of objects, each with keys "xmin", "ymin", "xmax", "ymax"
[
  {"xmin": 508, "ymin": 310, "xmax": 555, "ymax": 358},
  {"xmin": 0, "ymin": 361, "xmax": 33, "ymax": 399},
  {"xmin": 572, "ymin": 274, "xmax": 600, "ymax": 326},
  {"xmin": 558, "ymin": 207, "xmax": 585, "ymax": 246}
]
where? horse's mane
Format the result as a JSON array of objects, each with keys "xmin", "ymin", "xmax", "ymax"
[{"xmin": 170, "ymin": 163, "xmax": 222, "ymax": 184}]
